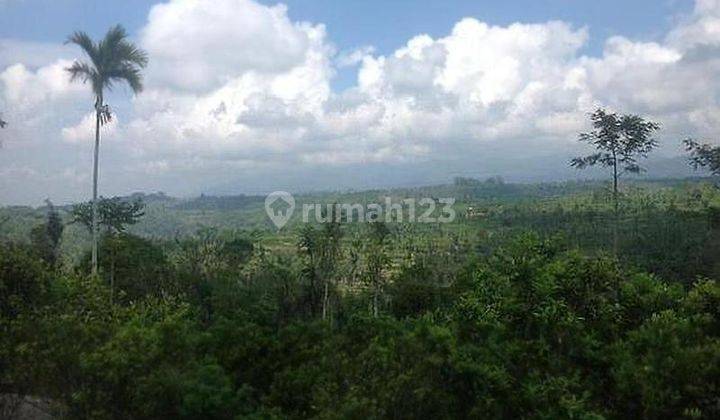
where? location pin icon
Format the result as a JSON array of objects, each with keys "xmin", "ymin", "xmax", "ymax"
[{"xmin": 265, "ymin": 191, "xmax": 295, "ymax": 229}]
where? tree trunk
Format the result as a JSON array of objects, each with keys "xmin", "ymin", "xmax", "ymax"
[
  {"xmin": 612, "ymin": 157, "xmax": 619, "ymax": 214},
  {"xmin": 322, "ymin": 281, "xmax": 329, "ymax": 321},
  {"xmin": 91, "ymin": 96, "xmax": 101, "ymax": 275},
  {"xmin": 110, "ymin": 252, "xmax": 115, "ymax": 304},
  {"xmin": 373, "ymin": 282, "xmax": 379, "ymax": 318},
  {"xmin": 110, "ymin": 235, "xmax": 115, "ymax": 304},
  {"xmin": 612, "ymin": 152, "xmax": 619, "ymax": 256}
]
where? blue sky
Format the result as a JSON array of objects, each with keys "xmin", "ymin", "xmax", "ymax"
[
  {"xmin": 0, "ymin": 0, "xmax": 717, "ymax": 204},
  {"xmin": 0, "ymin": 0, "xmax": 693, "ymax": 48},
  {"xmin": 0, "ymin": 0, "xmax": 694, "ymax": 90}
]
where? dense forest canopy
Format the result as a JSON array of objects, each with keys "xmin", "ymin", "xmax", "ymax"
[{"xmin": 2, "ymin": 176, "xmax": 720, "ymax": 418}]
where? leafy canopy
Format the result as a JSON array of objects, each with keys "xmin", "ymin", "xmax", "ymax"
[
  {"xmin": 571, "ymin": 108, "xmax": 660, "ymax": 174},
  {"xmin": 684, "ymin": 138, "xmax": 720, "ymax": 176},
  {"xmin": 71, "ymin": 196, "xmax": 145, "ymax": 235}
]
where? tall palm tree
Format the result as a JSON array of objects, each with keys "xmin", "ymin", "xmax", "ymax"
[{"xmin": 66, "ymin": 25, "xmax": 148, "ymax": 275}]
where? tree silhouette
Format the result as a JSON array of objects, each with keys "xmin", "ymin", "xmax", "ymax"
[
  {"xmin": 571, "ymin": 108, "xmax": 660, "ymax": 212},
  {"xmin": 70, "ymin": 196, "xmax": 145, "ymax": 235},
  {"xmin": 365, "ymin": 221, "xmax": 390, "ymax": 317},
  {"xmin": 30, "ymin": 200, "xmax": 64, "ymax": 266},
  {"xmin": 684, "ymin": 138, "xmax": 720, "ymax": 176},
  {"xmin": 298, "ymin": 207, "xmax": 343, "ymax": 321},
  {"xmin": 71, "ymin": 196, "xmax": 145, "ymax": 302},
  {"xmin": 65, "ymin": 25, "xmax": 148, "ymax": 275}
]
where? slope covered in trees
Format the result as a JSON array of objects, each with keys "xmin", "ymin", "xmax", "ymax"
[{"xmin": 2, "ymin": 178, "xmax": 720, "ymax": 418}]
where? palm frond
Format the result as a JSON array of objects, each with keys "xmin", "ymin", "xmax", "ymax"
[
  {"xmin": 102, "ymin": 25, "xmax": 128, "ymax": 51},
  {"xmin": 98, "ymin": 25, "xmax": 128, "ymax": 69},
  {"xmin": 66, "ymin": 60, "xmax": 94, "ymax": 83},
  {"xmin": 66, "ymin": 60, "xmax": 102, "ymax": 95},
  {"xmin": 99, "ymin": 25, "xmax": 147, "ymax": 94},
  {"xmin": 65, "ymin": 31, "xmax": 99, "ymax": 65},
  {"xmin": 108, "ymin": 64, "xmax": 144, "ymax": 93},
  {"xmin": 116, "ymin": 40, "xmax": 149, "ymax": 68},
  {"xmin": 66, "ymin": 25, "xmax": 148, "ymax": 98}
]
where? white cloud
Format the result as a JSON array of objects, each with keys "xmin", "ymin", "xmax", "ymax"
[
  {"xmin": 317, "ymin": 18, "xmax": 592, "ymax": 159},
  {"xmin": 0, "ymin": 59, "xmax": 84, "ymax": 109},
  {"xmin": 117, "ymin": 0, "xmax": 333, "ymax": 168},
  {"xmin": 668, "ymin": 0, "xmax": 720, "ymax": 49},
  {"xmin": 0, "ymin": 58, "xmax": 88, "ymax": 149},
  {"xmin": 141, "ymin": 0, "xmax": 323, "ymax": 92},
  {"xmin": 61, "ymin": 112, "xmax": 119, "ymax": 144},
  {"xmin": 336, "ymin": 46, "xmax": 375, "ymax": 68},
  {"xmin": 3, "ymin": 0, "xmax": 720, "ymax": 204}
]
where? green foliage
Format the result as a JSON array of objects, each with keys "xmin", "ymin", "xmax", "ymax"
[
  {"xmin": 298, "ymin": 212, "xmax": 344, "ymax": 320},
  {"xmin": 5, "ymin": 179, "xmax": 720, "ymax": 417},
  {"xmin": 71, "ymin": 196, "xmax": 145, "ymax": 235},
  {"xmin": 0, "ymin": 244, "xmax": 48, "ymax": 319},
  {"xmin": 612, "ymin": 309, "xmax": 720, "ymax": 418},
  {"xmin": 571, "ymin": 108, "xmax": 660, "ymax": 175},
  {"xmin": 362, "ymin": 222, "xmax": 391, "ymax": 317},
  {"xmin": 29, "ymin": 200, "xmax": 64, "ymax": 266},
  {"xmin": 81, "ymin": 233, "xmax": 174, "ymax": 303},
  {"xmin": 685, "ymin": 138, "xmax": 720, "ymax": 176},
  {"xmin": 388, "ymin": 258, "xmax": 454, "ymax": 318}
]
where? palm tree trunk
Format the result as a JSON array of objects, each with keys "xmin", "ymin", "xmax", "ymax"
[{"xmin": 91, "ymin": 97, "xmax": 101, "ymax": 275}]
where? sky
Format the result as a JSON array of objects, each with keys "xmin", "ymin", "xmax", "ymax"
[{"xmin": 0, "ymin": 0, "xmax": 718, "ymax": 204}]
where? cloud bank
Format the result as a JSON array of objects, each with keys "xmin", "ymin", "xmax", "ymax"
[{"xmin": 2, "ymin": 0, "xmax": 720, "ymax": 204}]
